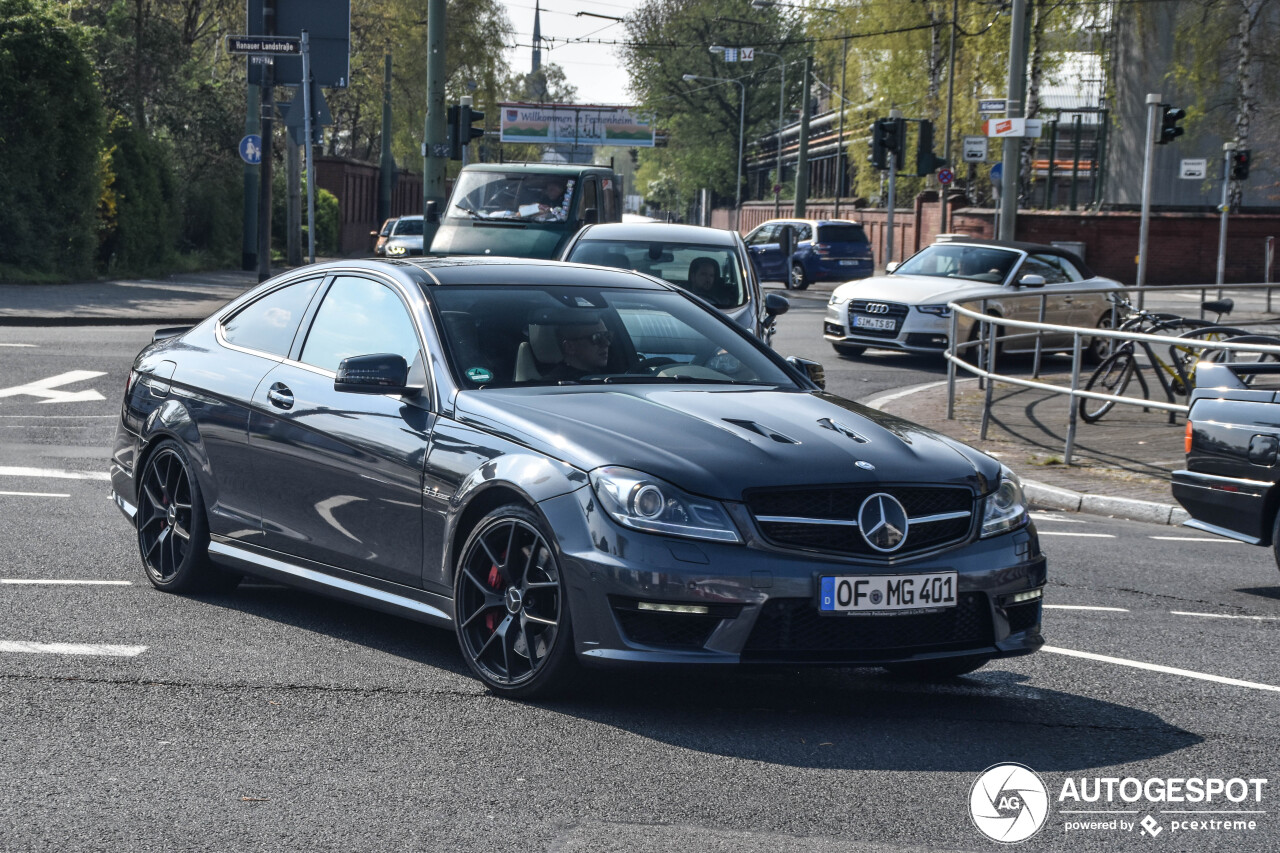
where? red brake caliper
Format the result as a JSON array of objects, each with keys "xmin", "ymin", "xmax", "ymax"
[{"xmin": 484, "ymin": 559, "xmax": 503, "ymax": 632}]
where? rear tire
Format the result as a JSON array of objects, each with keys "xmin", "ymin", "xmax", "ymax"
[
  {"xmin": 1078, "ymin": 350, "xmax": 1137, "ymax": 423},
  {"xmin": 883, "ymin": 654, "xmax": 991, "ymax": 680},
  {"xmin": 1083, "ymin": 312, "xmax": 1114, "ymax": 365},
  {"xmin": 790, "ymin": 262, "xmax": 809, "ymax": 291},
  {"xmin": 832, "ymin": 342, "xmax": 866, "ymax": 358}
]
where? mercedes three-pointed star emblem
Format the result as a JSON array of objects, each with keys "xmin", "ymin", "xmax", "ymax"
[{"xmin": 857, "ymin": 493, "xmax": 909, "ymax": 552}]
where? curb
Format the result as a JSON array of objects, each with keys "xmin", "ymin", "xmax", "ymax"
[{"xmin": 1022, "ymin": 479, "xmax": 1190, "ymax": 527}]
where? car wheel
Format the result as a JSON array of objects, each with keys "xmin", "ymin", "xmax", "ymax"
[
  {"xmin": 882, "ymin": 654, "xmax": 991, "ymax": 680},
  {"xmin": 832, "ymin": 342, "xmax": 866, "ymax": 358},
  {"xmin": 962, "ymin": 313, "xmax": 1003, "ymax": 365},
  {"xmin": 136, "ymin": 440, "xmax": 238, "ymax": 593},
  {"xmin": 790, "ymin": 262, "xmax": 809, "ymax": 291},
  {"xmin": 1083, "ymin": 312, "xmax": 1114, "ymax": 365},
  {"xmin": 454, "ymin": 504, "xmax": 578, "ymax": 698}
]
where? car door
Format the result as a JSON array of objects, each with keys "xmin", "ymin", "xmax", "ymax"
[
  {"xmin": 247, "ymin": 274, "xmax": 433, "ymax": 588},
  {"xmin": 746, "ymin": 224, "xmax": 783, "ymax": 280},
  {"xmin": 1015, "ymin": 254, "xmax": 1077, "ymax": 348}
]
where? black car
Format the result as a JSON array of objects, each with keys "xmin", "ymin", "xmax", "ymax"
[
  {"xmin": 1174, "ymin": 360, "xmax": 1280, "ymax": 566},
  {"xmin": 110, "ymin": 257, "xmax": 1045, "ymax": 698}
]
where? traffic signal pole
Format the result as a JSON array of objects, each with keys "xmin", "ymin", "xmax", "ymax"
[
  {"xmin": 1218, "ymin": 140, "xmax": 1237, "ymax": 288},
  {"xmin": 885, "ymin": 109, "xmax": 901, "ymax": 266},
  {"xmin": 998, "ymin": 0, "xmax": 1026, "ymax": 241},
  {"xmin": 422, "ymin": 0, "xmax": 447, "ymax": 246},
  {"xmin": 256, "ymin": 0, "xmax": 276, "ymax": 282},
  {"xmin": 1136, "ymin": 94, "xmax": 1161, "ymax": 301}
]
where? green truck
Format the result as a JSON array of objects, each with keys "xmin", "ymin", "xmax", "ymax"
[{"xmin": 429, "ymin": 163, "xmax": 623, "ymax": 259}]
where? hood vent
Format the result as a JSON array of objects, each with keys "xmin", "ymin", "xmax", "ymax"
[
  {"xmin": 723, "ymin": 418, "xmax": 800, "ymax": 444},
  {"xmin": 817, "ymin": 417, "xmax": 869, "ymax": 444}
]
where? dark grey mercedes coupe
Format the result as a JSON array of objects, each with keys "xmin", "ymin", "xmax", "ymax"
[{"xmin": 111, "ymin": 257, "xmax": 1045, "ymax": 697}]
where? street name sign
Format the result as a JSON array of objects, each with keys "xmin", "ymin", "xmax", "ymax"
[
  {"xmin": 978, "ymin": 99, "xmax": 1006, "ymax": 113},
  {"xmin": 962, "ymin": 136, "xmax": 987, "ymax": 162},
  {"xmin": 226, "ymin": 35, "xmax": 301, "ymax": 55},
  {"xmin": 1180, "ymin": 158, "xmax": 1208, "ymax": 180}
]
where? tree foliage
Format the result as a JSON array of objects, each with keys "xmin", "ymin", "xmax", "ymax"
[{"xmin": 0, "ymin": 0, "xmax": 103, "ymax": 278}]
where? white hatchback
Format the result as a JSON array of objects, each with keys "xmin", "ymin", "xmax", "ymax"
[{"xmin": 823, "ymin": 238, "xmax": 1124, "ymax": 361}]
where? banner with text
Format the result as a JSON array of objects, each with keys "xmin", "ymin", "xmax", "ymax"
[{"xmin": 499, "ymin": 103, "xmax": 655, "ymax": 147}]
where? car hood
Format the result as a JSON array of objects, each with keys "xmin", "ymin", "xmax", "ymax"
[
  {"xmin": 430, "ymin": 221, "xmax": 569, "ymax": 259},
  {"xmin": 452, "ymin": 386, "xmax": 999, "ymax": 500},
  {"xmin": 832, "ymin": 273, "xmax": 1002, "ymax": 305}
]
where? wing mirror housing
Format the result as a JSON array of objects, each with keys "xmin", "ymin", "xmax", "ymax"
[
  {"xmin": 885, "ymin": 261, "xmax": 900, "ymax": 273},
  {"xmin": 765, "ymin": 292, "xmax": 791, "ymax": 317},
  {"xmin": 1017, "ymin": 274, "xmax": 1046, "ymax": 288},
  {"xmin": 582, "ymin": 207, "xmax": 599, "ymax": 224},
  {"xmin": 785, "ymin": 355, "xmax": 826, "ymax": 390},
  {"xmin": 335, "ymin": 353, "xmax": 416, "ymax": 395}
]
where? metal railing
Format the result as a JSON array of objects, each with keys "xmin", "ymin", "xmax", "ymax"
[{"xmin": 942, "ymin": 283, "xmax": 1280, "ymax": 465}]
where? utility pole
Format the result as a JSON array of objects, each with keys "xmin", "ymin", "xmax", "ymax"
[
  {"xmin": 422, "ymin": 0, "xmax": 447, "ymax": 247},
  {"xmin": 940, "ymin": 0, "xmax": 958, "ymax": 231},
  {"xmin": 378, "ymin": 52, "xmax": 394, "ymax": 224},
  {"xmin": 1217, "ymin": 140, "xmax": 1237, "ymax": 287},
  {"xmin": 998, "ymin": 0, "xmax": 1027, "ymax": 240},
  {"xmin": 1136, "ymin": 93, "xmax": 1160, "ymax": 299},
  {"xmin": 886, "ymin": 108, "xmax": 901, "ymax": 266},
  {"xmin": 241, "ymin": 84, "xmax": 260, "ymax": 271},
  {"xmin": 833, "ymin": 40, "xmax": 847, "ymax": 217},
  {"xmin": 793, "ymin": 55, "xmax": 812, "ymax": 217},
  {"xmin": 256, "ymin": 0, "xmax": 276, "ymax": 282}
]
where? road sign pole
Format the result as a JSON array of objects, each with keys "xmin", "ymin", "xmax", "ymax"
[
  {"xmin": 1136, "ymin": 93, "xmax": 1160, "ymax": 302},
  {"xmin": 998, "ymin": 0, "xmax": 1026, "ymax": 240},
  {"xmin": 1217, "ymin": 140, "xmax": 1237, "ymax": 289},
  {"xmin": 242, "ymin": 84, "xmax": 260, "ymax": 271},
  {"xmin": 422, "ymin": 0, "xmax": 447, "ymax": 246},
  {"xmin": 302, "ymin": 30, "xmax": 316, "ymax": 263},
  {"xmin": 256, "ymin": 0, "xmax": 276, "ymax": 283},
  {"xmin": 885, "ymin": 109, "xmax": 901, "ymax": 266}
]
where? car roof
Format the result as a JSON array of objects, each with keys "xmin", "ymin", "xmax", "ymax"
[
  {"xmin": 455, "ymin": 163, "xmax": 613, "ymax": 177},
  {"xmin": 929, "ymin": 236, "xmax": 1094, "ymax": 277},
  {"xmin": 573, "ymin": 223, "xmax": 740, "ymax": 245},
  {"xmin": 752, "ymin": 218, "xmax": 863, "ymax": 228},
  {"xmin": 399, "ymin": 255, "xmax": 672, "ymax": 289}
]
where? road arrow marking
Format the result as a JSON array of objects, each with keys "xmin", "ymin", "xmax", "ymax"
[{"xmin": 0, "ymin": 370, "xmax": 107, "ymax": 404}]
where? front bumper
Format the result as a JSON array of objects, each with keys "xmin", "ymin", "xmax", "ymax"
[
  {"xmin": 540, "ymin": 488, "xmax": 1045, "ymax": 668},
  {"xmin": 823, "ymin": 302, "xmax": 952, "ymax": 354},
  {"xmin": 1171, "ymin": 469, "xmax": 1271, "ymax": 544}
]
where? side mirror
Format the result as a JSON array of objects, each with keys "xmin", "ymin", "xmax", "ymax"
[
  {"xmin": 582, "ymin": 207, "xmax": 600, "ymax": 224},
  {"xmin": 1017, "ymin": 274, "xmax": 1046, "ymax": 288},
  {"xmin": 779, "ymin": 227, "xmax": 794, "ymax": 257},
  {"xmin": 425, "ymin": 200, "xmax": 440, "ymax": 224},
  {"xmin": 765, "ymin": 292, "xmax": 790, "ymax": 317},
  {"xmin": 785, "ymin": 355, "xmax": 826, "ymax": 390},
  {"xmin": 885, "ymin": 261, "xmax": 901, "ymax": 273},
  {"xmin": 335, "ymin": 353, "xmax": 413, "ymax": 395}
]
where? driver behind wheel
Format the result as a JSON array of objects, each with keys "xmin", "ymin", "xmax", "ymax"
[{"xmin": 546, "ymin": 316, "xmax": 612, "ymax": 380}]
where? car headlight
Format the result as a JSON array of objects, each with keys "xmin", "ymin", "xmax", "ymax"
[
  {"xmin": 916, "ymin": 303, "xmax": 952, "ymax": 317},
  {"xmin": 980, "ymin": 465, "xmax": 1029, "ymax": 538},
  {"xmin": 590, "ymin": 466, "xmax": 741, "ymax": 543},
  {"xmin": 829, "ymin": 291, "xmax": 850, "ymax": 306},
  {"xmin": 386, "ymin": 244, "xmax": 407, "ymax": 256}
]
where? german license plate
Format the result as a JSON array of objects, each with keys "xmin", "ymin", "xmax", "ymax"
[
  {"xmin": 839, "ymin": 259, "xmax": 859, "ymax": 266},
  {"xmin": 853, "ymin": 315, "xmax": 896, "ymax": 331},
  {"xmin": 820, "ymin": 572, "xmax": 958, "ymax": 613}
]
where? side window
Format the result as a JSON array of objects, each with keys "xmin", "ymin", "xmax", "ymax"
[
  {"xmin": 1054, "ymin": 256, "xmax": 1085, "ymax": 282},
  {"xmin": 580, "ymin": 178, "xmax": 599, "ymax": 219},
  {"xmin": 300, "ymin": 277, "xmax": 421, "ymax": 372},
  {"xmin": 601, "ymin": 177, "xmax": 616, "ymax": 220},
  {"xmin": 222, "ymin": 277, "xmax": 322, "ymax": 357},
  {"xmin": 795, "ymin": 224, "xmax": 812, "ymax": 242},
  {"xmin": 1025, "ymin": 255, "xmax": 1070, "ymax": 284},
  {"xmin": 747, "ymin": 225, "xmax": 777, "ymax": 246}
]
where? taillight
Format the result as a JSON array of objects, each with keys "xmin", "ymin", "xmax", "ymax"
[
  {"xmin": 125, "ymin": 369, "xmax": 139, "ymax": 397},
  {"xmin": 814, "ymin": 243, "xmax": 831, "ymax": 256},
  {"xmin": 1185, "ymin": 420, "xmax": 1193, "ymax": 454}
]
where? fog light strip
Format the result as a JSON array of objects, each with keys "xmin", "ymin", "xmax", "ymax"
[
  {"xmin": 637, "ymin": 602, "xmax": 710, "ymax": 615},
  {"xmin": 1043, "ymin": 646, "xmax": 1280, "ymax": 693}
]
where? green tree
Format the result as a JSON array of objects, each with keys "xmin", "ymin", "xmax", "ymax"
[
  {"xmin": 0, "ymin": 0, "xmax": 103, "ymax": 278},
  {"xmin": 99, "ymin": 115, "xmax": 180, "ymax": 272}
]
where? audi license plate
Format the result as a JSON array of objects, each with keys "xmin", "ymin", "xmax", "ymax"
[
  {"xmin": 820, "ymin": 572, "xmax": 958, "ymax": 613},
  {"xmin": 853, "ymin": 315, "xmax": 897, "ymax": 331}
]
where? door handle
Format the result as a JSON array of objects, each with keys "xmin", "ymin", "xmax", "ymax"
[{"xmin": 266, "ymin": 382, "xmax": 294, "ymax": 410}]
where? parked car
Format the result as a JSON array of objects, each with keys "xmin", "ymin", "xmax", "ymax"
[
  {"xmin": 744, "ymin": 218, "xmax": 875, "ymax": 289},
  {"xmin": 371, "ymin": 217, "xmax": 398, "ymax": 256},
  {"xmin": 430, "ymin": 163, "xmax": 623, "ymax": 259},
  {"xmin": 559, "ymin": 221, "xmax": 790, "ymax": 345},
  {"xmin": 111, "ymin": 257, "xmax": 1044, "ymax": 698},
  {"xmin": 823, "ymin": 237, "xmax": 1123, "ymax": 360},
  {"xmin": 1173, "ymin": 359, "xmax": 1280, "ymax": 567},
  {"xmin": 383, "ymin": 215, "xmax": 425, "ymax": 257}
]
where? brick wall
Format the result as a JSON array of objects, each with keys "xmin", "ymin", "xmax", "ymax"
[{"xmin": 314, "ymin": 156, "xmax": 425, "ymax": 254}]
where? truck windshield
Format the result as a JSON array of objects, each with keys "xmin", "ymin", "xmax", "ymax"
[{"xmin": 448, "ymin": 172, "xmax": 576, "ymax": 223}]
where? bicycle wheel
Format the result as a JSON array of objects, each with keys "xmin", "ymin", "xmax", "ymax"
[
  {"xmin": 1171, "ymin": 326, "xmax": 1254, "ymax": 393},
  {"xmin": 1201, "ymin": 335, "xmax": 1280, "ymax": 383},
  {"xmin": 1079, "ymin": 349, "xmax": 1139, "ymax": 423}
]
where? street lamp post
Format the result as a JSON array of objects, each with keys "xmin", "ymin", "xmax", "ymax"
[
  {"xmin": 683, "ymin": 73, "xmax": 746, "ymax": 222},
  {"xmin": 712, "ymin": 46, "xmax": 786, "ymax": 217}
]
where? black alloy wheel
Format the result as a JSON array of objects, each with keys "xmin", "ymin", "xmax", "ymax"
[
  {"xmin": 136, "ymin": 440, "xmax": 233, "ymax": 592},
  {"xmin": 790, "ymin": 262, "xmax": 809, "ymax": 291},
  {"xmin": 454, "ymin": 505, "xmax": 577, "ymax": 698}
]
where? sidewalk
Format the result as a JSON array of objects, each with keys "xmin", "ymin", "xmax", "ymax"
[{"xmin": 0, "ymin": 270, "xmax": 261, "ymax": 325}]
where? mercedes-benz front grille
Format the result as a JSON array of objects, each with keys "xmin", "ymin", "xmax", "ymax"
[{"xmin": 744, "ymin": 485, "xmax": 975, "ymax": 557}]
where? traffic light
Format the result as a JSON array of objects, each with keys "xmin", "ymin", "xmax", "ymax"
[
  {"xmin": 915, "ymin": 119, "xmax": 948, "ymax": 177},
  {"xmin": 1231, "ymin": 148, "xmax": 1251, "ymax": 181},
  {"xmin": 1157, "ymin": 104, "xmax": 1186, "ymax": 144},
  {"xmin": 869, "ymin": 118, "xmax": 903, "ymax": 171},
  {"xmin": 460, "ymin": 103, "xmax": 485, "ymax": 147},
  {"xmin": 446, "ymin": 104, "xmax": 462, "ymax": 160}
]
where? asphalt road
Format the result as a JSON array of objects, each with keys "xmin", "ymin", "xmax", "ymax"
[{"xmin": 1, "ymin": 321, "xmax": 1278, "ymax": 852}]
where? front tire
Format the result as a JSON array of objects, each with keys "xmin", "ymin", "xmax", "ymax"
[
  {"xmin": 1083, "ymin": 312, "xmax": 1114, "ymax": 365},
  {"xmin": 883, "ymin": 654, "xmax": 991, "ymax": 680},
  {"xmin": 790, "ymin": 262, "xmax": 809, "ymax": 291},
  {"xmin": 136, "ymin": 440, "xmax": 237, "ymax": 593},
  {"xmin": 831, "ymin": 342, "xmax": 866, "ymax": 358},
  {"xmin": 454, "ymin": 504, "xmax": 578, "ymax": 698}
]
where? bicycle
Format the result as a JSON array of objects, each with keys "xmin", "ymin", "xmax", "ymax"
[{"xmin": 1077, "ymin": 296, "xmax": 1239, "ymax": 424}]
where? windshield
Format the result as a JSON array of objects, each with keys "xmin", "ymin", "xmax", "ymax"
[
  {"xmin": 431, "ymin": 286, "xmax": 795, "ymax": 389},
  {"xmin": 565, "ymin": 240, "xmax": 747, "ymax": 309},
  {"xmin": 393, "ymin": 218, "xmax": 424, "ymax": 236},
  {"xmin": 447, "ymin": 171, "xmax": 576, "ymax": 222},
  {"xmin": 893, "ymin": 243, "xmax": 1020, "ymax": 284},
  {"xmin": 817, "ymin": 224, "xmax": 867, "ymax": 243}
]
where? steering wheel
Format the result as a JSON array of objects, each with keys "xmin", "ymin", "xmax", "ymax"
[{"xmin": 636, "ymin": 356, "xmax": 678, "ymax": 373}]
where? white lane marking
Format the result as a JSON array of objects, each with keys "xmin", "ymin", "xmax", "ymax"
[
  {"xmin": 1149, "ymin": 536, "xmax": 1237, "ymax": 543},
  {"xmin": 0, "ymin": 491, "xmax": 70, "ymax": 498},
  {"xmin": 1171, "ymin": 610, "xmax": 1280, "ymax": 622},
  {"xmin": 1044, "ymin": 604, "xmax": 1130, "ymax": 612},
  {"xmin": 1029, "ymin": 512, "xmax": 1087, "ymax": 524},
  {"xmin": 2, "ymin": 579, "xmax": 132, "ymax": 586},
  {"xmin": 0, "ymin": 370, "xmax": 106, "ymax": 404},
  {"xmin": 863, "ymin": 378, "xmax": 976, "ymax": 410},
  {"xmin": 0, "ymin": 466, "xmax": 111, "ymax": 481},
  {"xmin": 0, "ymin": 343, "xmax": 37, "ymax": 348},
  {"xmin": 1038, "ymin": 531, "xmax": 1116, "ymax": 538},
  {"xmin": 0, "ymin": 641, "xmax": 146, "ymax": 657},
  {"xmin": 1043, "ymin": 646, "xmax": 1280, "ymax": 693}
]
